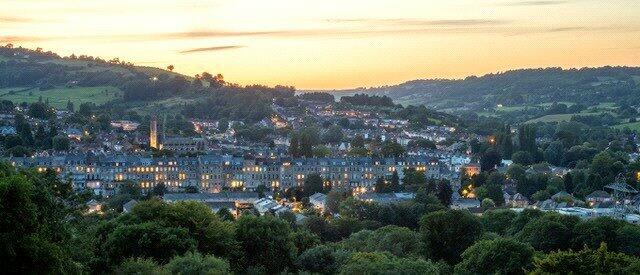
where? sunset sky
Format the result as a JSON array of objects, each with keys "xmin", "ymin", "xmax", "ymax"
[{"xmin": 2, "ymin": 0, "xmax": 640, "ymax": 89}]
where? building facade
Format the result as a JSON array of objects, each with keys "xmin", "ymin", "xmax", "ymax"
[{"xmin": 8, "ymin": 154, "xmax": 450, "ymax": 196}]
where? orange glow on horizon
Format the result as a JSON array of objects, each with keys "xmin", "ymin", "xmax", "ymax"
[{"xmin": 1, "ymin": 0, "xmax": 639, "ymax": 89}]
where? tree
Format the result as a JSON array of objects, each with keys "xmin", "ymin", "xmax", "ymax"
[
  {"xmin": 486, "ymin": 182, "xmax": 505, "ymax": 206},
  {"xmin": 162, "ymin": 201, "xmax": 237, "ymax": 257},
  {"xmin": 66, "ymin": 100, "xmax": 74, "ymax": 113},
  {"xmin": 518, "ymin": 124, "xmax": 537, "ymax": 154},
  {"xmin": 512, "ymin": 151, "xmax": 533, "ymax": 166},
  {"xmin": 296, "ymin": 245, "xmax": 341, "ymax": 274},
  {"xmin": 326, "ymin": 189, "xmax": 349, "ymax": 214},
  {"xmin": 402, "ymin": 168, "xmax": 426, "ymax": 191},
  {"xmin": 28, "ymin": 102, "xmax": 54, "ymax": 120},
  {"xmin": 217, "ymin": 208, "xmax": 235, "ymax": 221},
  {"xmin": 572, "ymin": 216, "xmax": 625, "ymax": 251},
  {"xmin": 455, "ymin": 238, "xmax": 534, "ymax": 275},
  {"xmin": 114, "ymin": 258, "xmax": 164, "ymax": 274},
  {"xmin": 164, "ymin": 252, "xmax": 230, "ymax": 275},
  {"xmin": 481, "ymin": 209, "xmax": 517, "ymax": 236},
  {"xmin": 151, "ymin": 182, "xmax": 166, "ymax": 197},
  {"xmin": 322, "ymin": 125, "xmax": 344, "ymax": 144},
  {"xmin": 507, "ymin": 208, "xmax": 543, "ymax": 236},
  {"xmin": 375, "ymin": 177, "xmax": 391, "ymax": 193},
  {"xmin": 436, "ymin": 180, "xmax": 453, "ymax": 207},
  {"xmin": 481, "ymin": 148, "xmax": 501, "ymax": 171},
  {"xmin": 419, "ymin": 210, "xmax": 483, "ymax": 263},
  {"xmin": 532, "ymin": 243, "xmax": 640, "ymax": 274},
  {"xmin": 616, "ymin": 225, "xmax": 640, "ymax": 256},
  {"xmin": 515, "ymin": 212, "xmax": 579, "ymax": 252},
  {"xmin": 102, "ymin": 221, "xmax": 196, "ymax": 265},
  {"xmin": 299, "ymin": 132, "xmax": 314, "ymax": 158},
  {"xmin": 381, "ymin": 141, "xmax": 405, "ymax": 157},
  {"xmin": 234, "ymin": 215, "xmax": 296, "ymax": 273},
  {"xmin": 495, "ymin": 126, "xmax": 514, "ymax": 159},
  {"xmin": 338, "ymin": 225, "xmax": 424, "ymax": 258},
  {"xmin": 52, "ymin": 135, "xmax": 69, "ymax": 151},
  {"xmin": 0, "ymin": 172, "xmax": 77, "ymax": 274},
  {"xmin": 339, "ymin": 252, "xmax": 444, "ymax": 274},
  {"xmin": 544, "ymin": 141, "xmax": 565, "ymax": 166},
  {"xmin": 390, "ymin": 171, "xmax": 400, "ymax": 192},
  {"xmin": 352, "ymin": 135, "xmax": 365, "ymax": 148},
  {"xmin": 303, "ymin": 173, "xmax": 324, "ymax": 197},
  {"xmin": 15, "ymin": 114, "xmax": 34, "ymax": 146},
  {"xmin": 291, "ymin": 230, "xmax": 321, "ymax": 255},
  {"xmin": 481, "ymin": 198, "xmax": 495, "ymax": 208}
]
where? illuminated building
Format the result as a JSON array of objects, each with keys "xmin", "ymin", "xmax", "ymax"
[{"xmin": 149, "ymin": 117, "xmax": 159, "ymax": 149}]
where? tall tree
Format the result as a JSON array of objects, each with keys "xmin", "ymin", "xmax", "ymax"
[{"xmin": 518, "ymin": 124, "xmax": 537, "ymax": 155}]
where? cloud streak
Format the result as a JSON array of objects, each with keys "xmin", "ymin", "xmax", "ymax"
[
  {"xmin": 500, "ymin": 0, "xmax": 568, "ymax": 6},
  {"xmin": 3, "ymin": 23, "xmax": 638, "ymax": 43},
  {"xmin": 326, "ymin": 18, "xmax": 511, "ymax": 27},
  {"xmin": 0, "ymin": 16, "xmax": 41, "ymax": 23},
  {"xmin": 179, "ymin": 45, "xmax": 244, "ymax": 54}
]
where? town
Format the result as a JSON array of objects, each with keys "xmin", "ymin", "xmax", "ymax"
[{"xmin": 2, "ymin": 11, "xmax": 640, "ymax": 271}]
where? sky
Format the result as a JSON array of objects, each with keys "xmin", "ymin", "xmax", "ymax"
[{"xmin": 2, "ymin": 0, "xmax": 640, "ymax": 89}]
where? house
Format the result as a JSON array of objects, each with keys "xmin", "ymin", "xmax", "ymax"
[
  {"xmin": 253, "ymin": 197, "xmax": 282, "ymax": 215},
  {"xmin": 586, "ymin": 191, "xmax": 613, "ymax": 206},
  {"xmin": 451, "ymin": 198, "xmax": 481, "ymax": 209},
  {"xmin": 537, "ymin": 199, "xmax": 558, "ymax": 210},
  {"xmin": 355, "ymin": 192, "xmax": 415, "ymax": 204},
  {"xmin": 65, "ymin": 127, "xmax": 84, "ymax": 140},
  {"xmin": 527, "ymin": 164, "xmax": 552, "ymax": 175},
  {"xmin": 122, "ymin": 199, "xmax": 138, "ymax": 213},
  {"xmin": 309, "ymin": 193, "xmax": 327, "ymax": 212},
  {"xmin": 0, "ymin": 126, "xmax": 16, "ymax": 136},
  {"xmin": 86, "ymin": 199, "xmax": 103, "ymax": 214},
  {"xmin": 110, "ymin": 120, "xmax": 140, "ymax": 131},
  {"xmin": 505, "ymin": 193, "xmax": 529, "ymax": 207}
]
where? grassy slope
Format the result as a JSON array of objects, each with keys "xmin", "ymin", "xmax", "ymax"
[
  {"xmin": 614, "ymin": 121, "xmax": 640, "ymax": 131},
  {"xmin": 525, "ymin": 111, "xmax": 609, "ymax": 124},
  {"xmin": 0, "ymin": 86, "xmax": 122, "ymax": 109},
  {"xmin": 0, "ymin": 53, "xmax": 194, "ymax": 110}
]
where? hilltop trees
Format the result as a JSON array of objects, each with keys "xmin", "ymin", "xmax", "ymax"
[
  {"xmin": 234, "ymin": 215, "xmax": 296, "ymax": 273},
  {"xmin": 419, "ymin": 210, "xmax": 483, "ymax": 263},
  {"xmin": 455, "ymin": 238, "xmax": 534, "ymax": 274}
]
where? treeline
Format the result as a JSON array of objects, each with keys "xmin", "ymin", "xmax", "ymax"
[
  {"xmin": 297, "ymin": 92, "xmax": 335, "ymax": 103},
  {"xmin": 340, "ymin": 93, "xmax": 395, "ymax": 107},
  {"xmin": 182, "ymin": 85, "xmax": 295, "ymax": 122}
]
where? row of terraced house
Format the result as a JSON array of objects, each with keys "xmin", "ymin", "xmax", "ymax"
[{"xmin": 6, "ymin": 153, "xmax": 450, "ymax": 196}]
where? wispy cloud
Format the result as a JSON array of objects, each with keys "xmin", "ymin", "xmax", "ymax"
[
  {"xmin": 0, "ymin": 16, "xmax": 41, "ymax": 23},
  {"xmin": 326, "ymin": 18, "xmax": 511, "ymax": 27},
  {"xmin": 500, "ymin": 0, "xmax": 568, "ymax": 6},
  {"xmin": 3, "ymin": 23, "xmax": 638, "ymax": 44},
  {"xmin": 179, "ymin": 45, "xmax": 244, "ymax": 54}
]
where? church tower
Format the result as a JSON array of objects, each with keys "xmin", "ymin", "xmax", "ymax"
[{"xmin": 149, "ymin": 117, "xmax": 158, "ymax": 149}]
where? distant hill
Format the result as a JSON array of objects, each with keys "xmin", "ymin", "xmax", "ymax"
[
  {"xmin": 316, "ymin": 67, "xmax": 640, "ymax": 110},
  {"xmin": 0, "ymin": 45, "xmax": 296, "ymax": 121}
]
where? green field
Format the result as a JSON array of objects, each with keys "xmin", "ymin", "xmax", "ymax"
[
  {"xmin": 525, "ymin": 111, "xmax": 607, "ymax": 124},
  {"xmin": 0, "ymin": 86, "xmax": 122, "ymax": 109},
  {"xmin": 495, "ymin": 105, "xmax": 528, "ymax": 112},
  {"xmin": 614, "ymin": 121, "xmax": 640, "ymax": 131},
  {"xmin": 593, "ymin": 102, "xmax": 617, "ymax": 110}
]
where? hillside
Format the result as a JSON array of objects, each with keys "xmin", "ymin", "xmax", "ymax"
[
  {"xmin": 0, "ymin": 45, "xmax": 297, "ymax": 122},
  {"xmin": 318, "ymin": 67, "xmax": 640, "ymax": 110}
]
